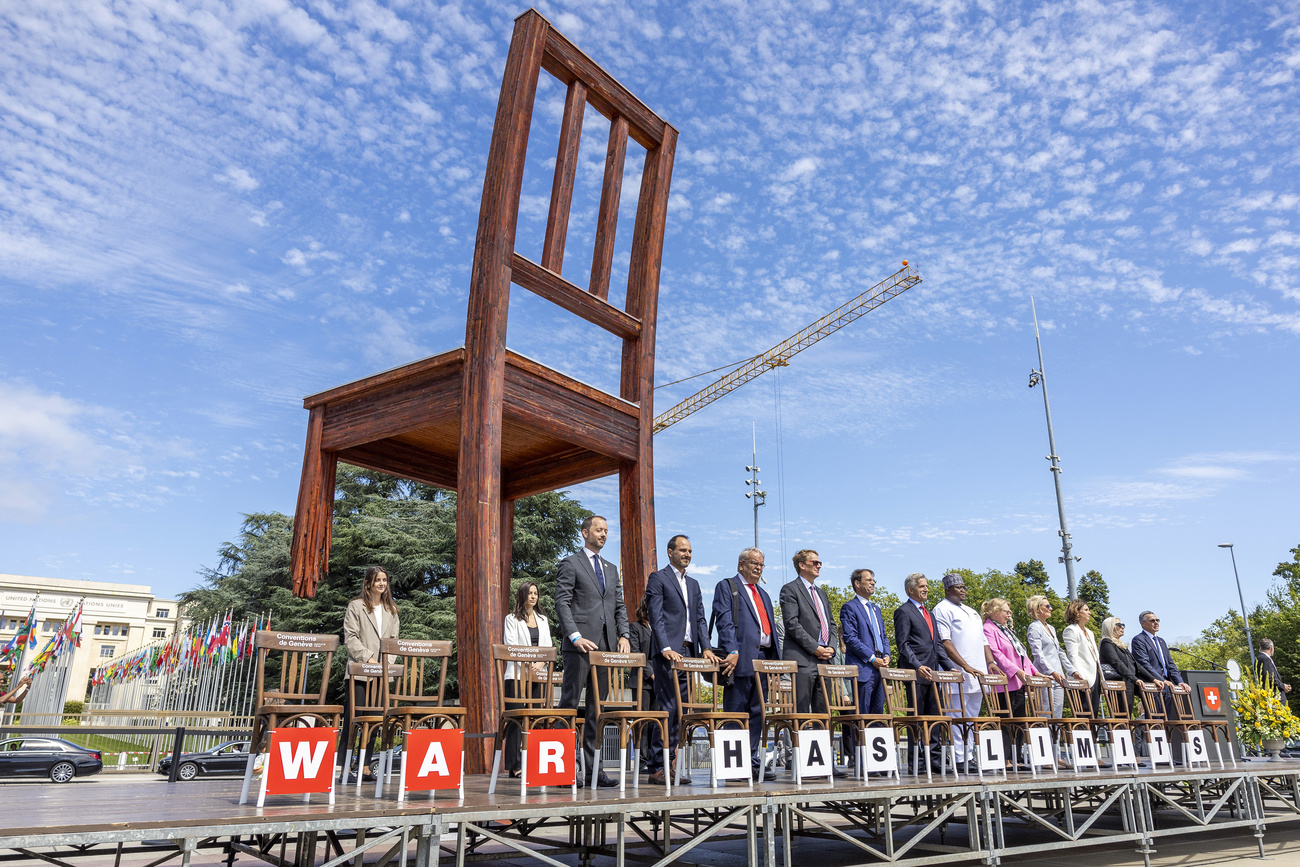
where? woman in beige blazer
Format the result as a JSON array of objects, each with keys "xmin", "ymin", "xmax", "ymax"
[
  {"xmin": 341, "ymin": 567, "xmax": 401, "ymax": 777},
  {"xmin": 1062, "ymin": 599, "xmax": 1102, "ymax": 717}
]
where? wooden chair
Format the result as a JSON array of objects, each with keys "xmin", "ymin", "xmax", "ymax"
[
  {"xmin": 1022, "ymin": 674, "xmax": 1070, "ymax": 769},
  {"xmin": 377, "ymin": 639, "xmax": 467, "ymax": 791},
  {"xmin": 881, "ymin": 667, "xmax": 953, "ymax": 780},
  {"xmin": 1061, "ymin": 676, "xmax": 1108, "ymax": 768},
  {"xmin": 341, "ymin": 661, "xmax": 401, "ymax": 789},
  {"xmin": 672, "ymin": 657, "xmax": 748, "ymax": 786},
  {"xmin": 238, "ymin": 631, "xmax": 344, "ymax": 804},
  {"xmin": 818, "ymin": 664, "xmax": 891, "ymax": 780},
  {"xmin": 585, "ymin": 651, "xmax": 669, "ymax": 792},
  {"xmin": 1100, "ymin": 680, "xmax": 1134, "ymax": 729},
  {"xmin": 752, "ymin": 660, "xmax": 829, "ymax": 784},
  {"xmin": 489, "ymin": 644, "xmax": 577, "ymax": 794},
  {"xmin": 1168, "ymin": 682, "xmax": 1233, "ymax": 768},
  {"xmin": 973, "ymin": 672, "xmax": 1034, "ymax": 774},
  {"xmin": 1135, "ymin": 680, "xmax": 1177, "ymax": 766}
]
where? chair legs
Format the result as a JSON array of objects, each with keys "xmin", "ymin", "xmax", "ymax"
[
  {"xmin": 238, "ymin": 751, "xmax": 257, "ymax": 805},
  {"xmin": 488, "ymin": 743, "xmax": 504, "ymax": 795}
]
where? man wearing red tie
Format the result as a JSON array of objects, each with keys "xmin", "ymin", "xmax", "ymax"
[
  {"xmin": 713, "ymin": 548, "xmax": 780, "ymax": 781},
  {"xmin": 893, "ymin": 572, "xmax": 954, "ymax": 769},
  {"xmin": 780, "ymin": 549, "xmax": 839, "ymax": 716}
]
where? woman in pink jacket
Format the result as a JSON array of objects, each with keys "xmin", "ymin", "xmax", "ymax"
[{"xmin": 982, "ymin": 598, "xmax": 1038, "ymax": 767}]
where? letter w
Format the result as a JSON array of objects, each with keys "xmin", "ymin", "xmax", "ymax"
[{"xmin": 279, "ymin": 740, "xmax": 327, "ymax": 780}]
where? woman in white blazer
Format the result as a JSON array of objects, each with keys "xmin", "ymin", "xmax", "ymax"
[
  {"xmin": 1062, "ymin": 598, "xmax": 1102, "ymax": 718},
  {"xmin": 502, "ymin": 581, "xmax": 552, "ymax": 776}
]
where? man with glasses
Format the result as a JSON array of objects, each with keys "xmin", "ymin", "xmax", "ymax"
[
  {"xmin": 713, "ymin": 548, "xmax": 780, "ymax": 781},
  {"xmin": 1131, "ymin": 611, "xmax": 1185, "ymax": 763},
  {"xmin": 780, "ymin": 549, "xmax": 838, "ymax": 716}
]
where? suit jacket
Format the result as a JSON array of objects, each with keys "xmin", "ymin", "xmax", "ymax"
[
  {"xmin": 502, "ymin": 612, "xmax": 552, "ymax": 680},
  {"xmin": 1063, "ymin": 623, "xmax": 1101, "ymax": 686},
  {"xmin": 893, "ymin": 599, "xmax": 952, "ymax": 672},
  {"xmin": 780, "ymin": 578, "xmax": 839, "ymax": 674},
  {"xmin": 1130, "ymin": 630, "xmax": 1183, "ymax": 685},
  {"xmin": 1260, "ymin": 653, "xmax": 1286, "ymax": 697},
  {"xmin": 712, "ymin": 574, "xmax": 779, "ymax": 678},
  {"xmin": 554, "ymin": 547, "xmax": 628, "ymax": 653},
  {"xmin": 645, "ymin": 565, "xmax": 711, "ymax": 656},
  {"xmin": 841, "ymin": 596, "xmax": 889, "ymax": 683},
  {"xmin": 1100, "ymin": 637, "xmax": 1157, "ymax": 684},
  {"xmin": 343, "ymin": 598, "xmax": 401, "ymax": 664},
  {"xmin": 1027, "ymin": 619, "xmax": 1074, "ymax": 678}
]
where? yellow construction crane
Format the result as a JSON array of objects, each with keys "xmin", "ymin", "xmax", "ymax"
[{"xmin": 652, "ymin": 261, "xmax": 921, "ymax": 434}]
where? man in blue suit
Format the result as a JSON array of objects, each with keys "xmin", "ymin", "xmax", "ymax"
[
  {"xmin": 713, "ymin": 547, "xmax": 780, "ymax": 781},
  {"xmin": 646, "ymin": 534, "xmax": 719, "ymax": 784},
  {"xmin": 841, "ymin": 568, "xmax": 890, "ymax": 714},
  {"xmin": 1131, "ymin": 610, "xmax": 1185, "ymax": 762}
]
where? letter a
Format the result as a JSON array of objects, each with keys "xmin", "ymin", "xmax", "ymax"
[{"xmin": 417, "ymin": 743, "xmax": 449, "ymax": 778}]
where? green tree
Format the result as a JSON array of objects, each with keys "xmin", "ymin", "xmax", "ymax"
[
  {"xmin": 1015, "ymin": 560, "xmax": 1052, "ymax": 593},
  {"xmin": 1077, "ymin": 570, "xmax": 1112, "ymax": 623},
  {"xmin": 180, "ymin": 464, "xmax": 592, "ymax": 701}
]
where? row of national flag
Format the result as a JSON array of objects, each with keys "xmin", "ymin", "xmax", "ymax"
[
  {"xmin": 0, "ymin": 598, "xmax": 40, "ymax": 662},
  {"xmin": 0, "ymin": 596, "xmax": 84, "ymax": 677},
  {"xmin": 90, "ymin": 611, "xmax": 269, "ymax": 686}
]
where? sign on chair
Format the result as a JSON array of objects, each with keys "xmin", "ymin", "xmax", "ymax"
[
  {"xmin": 258, "ymin": 727, "xmax": 337, "ymax": 807},
  {"xmin": 977, "ymin": 730, "xmax": 1006, "ymax": 776},
  {"xmin": 1070, "ymin": 731, "xmax": 1100, "ymax": 771},
  {"xmin": 1147, "ymin": 730, "xmax": 1174, "ymax": 767},
  {"xmin": 1110, "ymin": 729, "xmax": 1139, "ymax": 769},
  {"xmin": 524, "ymin": 729, "xmax": 577, "ymax": 794},
  {"xmin": 1185, "ymin": 730, "xmax": 1211, "ymax": 768},
  {"xmin": 1028, "ymin": 727, "xmax": 1056, "ymax": 774},
  {"xmin": 863, "ymin": 728, "xmax": 900, "ymax": 779},
  {"xmin": 711, "ymin": 731, "xmax": 753, "ymax": 787},
  {"xmin": 796, "ymin": 730, "xmax": 834, "ymax": 785},
  {"xmin": 399, "ymin": 729, "xmax": 464, "ymax": 803}
]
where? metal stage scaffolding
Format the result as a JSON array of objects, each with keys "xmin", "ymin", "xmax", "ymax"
[{"xmin": 4, "ymin": 764, "xmax": 1300, "ymax": 867}]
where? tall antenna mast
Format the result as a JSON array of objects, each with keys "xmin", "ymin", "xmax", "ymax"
[
  {"xmin": 744, "ymin": 423, "xmax": 766, "ymax": 550},
  {"xmin": 1028, "ymin": 297, "xmax": 1079, "ymax": 600}
]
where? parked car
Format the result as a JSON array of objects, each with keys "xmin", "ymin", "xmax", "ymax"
[
  {"xmin": 0, "ymin": 737, "xmax": 103, "ymax": 782},
  {"xmin": 156, "ymin": 740, "xmax": 251, "ymax": 780}
]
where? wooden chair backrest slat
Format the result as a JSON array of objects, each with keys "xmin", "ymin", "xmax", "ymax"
[
  {"xmin": 253, "ymin": 630, "xmax": 339, "ymax": 707},
  {"xmin": 589, "ymin": 651, "xmax": 646, "ymax": 715},
  {"xmin": 347, "ymin": 662, "xmax": 403, "ymax": 714},
  {"xmin": 492, "ymin": 643, "xmax": 560, "ymax": 712},
  {"xmin": 881, "ymin": 668, "xmax": 920, "ymax": 716},
  {"xmin": 817, "ymin": 664, "xmax": 861, "ymax": 715},
  {"xmin": 927, "ymin": 669, "xmax": 967, "ymax": 716},
  {"xmin": 672, "ymin": 657, "xmax": 724, "ymax": 715},
  {"xmin": 1022, "ymin": 675, "xmax": 1056, "ymax": 720},
  {"xmin": 1062, "ymin": 677, "xmax": 1096, "ymax": 719},
  {"xmin": 1136, "ymin": 680, "xmax": 1168, "ymax": 721},
  {"xmin": 1101, "ymin": 680, "xmax": 1131, "ymax": 719},
  {"xmin": 381, "ymin": 638, "xmax": 454, "ymax": 707},
  {"xmin": 1169, "ymin": 683, "xmax": 1196, "ymax": 719},
  {"xmin": 978, "ymin": 673, "xmax": 1013, "ymax": 719}
]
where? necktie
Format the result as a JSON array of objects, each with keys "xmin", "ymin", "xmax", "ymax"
[
  {"xmin": 810, "ymin": 584, "xmax": 829, "ymax": 645},
  {"xmin": 864, "ymin": 600, "xmax": 882, "ymax": 654},
  {"xmin": 747, "ymin": 582, "xmax": 771, "ymax": 636},
  {"xmin": 921, "ymin": 604, "xmax": 935, "ymax": 639},
  {"xmin": 1155, "ymin": 636, "xmax": 1168, "ymax": 676},
  {"xmin": 680, "ymin": 572, "xmax": 691, "ymax": 642},
  {"xmin": 592, "ymin": 554, "xmax": 606, "ymax": 595}
]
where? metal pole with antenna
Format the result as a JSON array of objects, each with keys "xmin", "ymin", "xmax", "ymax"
[
  {"xmin": 745, "ymin": 423, "xmax": 766, "ymax": 550},
  {"xmin": 1218, "ymin": 543, "xmax": 1259, "ymax": 675},
  {"xmin": 1028, "ymin": 297, "xmax": 1079, "ymax": 601}
]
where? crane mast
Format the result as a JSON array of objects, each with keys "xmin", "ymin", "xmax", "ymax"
[{"xmin": 652, "ymin": 261, "xmax": 922, "ymax": 434}]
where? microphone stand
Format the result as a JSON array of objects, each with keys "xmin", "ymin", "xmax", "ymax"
[{"xmin": 1169, "ymin": 646, "xmax": 1219, "ymax": 671}]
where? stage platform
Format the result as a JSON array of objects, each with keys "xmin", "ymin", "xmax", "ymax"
[{"xmin": 3, "ymin": 761, "xmax": 1300, "ymax": 867}]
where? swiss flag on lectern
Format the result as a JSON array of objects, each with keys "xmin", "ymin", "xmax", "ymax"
[
  {"xmin": 1202, "ymin": 685, "xmax": 1223, "ymax": 713},
  {"xmin": 265, "ymin": 728, "xmax": 337, "ymax": 795},
  {"xmin": 525, "ymin": 729, "xmax": 576, "ymax": 786},
  {"xmin": 403, "ymin": 729, "xmax": 464, "ymax": 792}
]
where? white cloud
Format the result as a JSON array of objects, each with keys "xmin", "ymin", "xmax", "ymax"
[{"xmin": 215, "ymin": 167, "xmax": 260, "ymax": 192}]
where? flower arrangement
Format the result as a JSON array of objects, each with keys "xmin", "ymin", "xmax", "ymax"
[{"xmin": 1234, "ymin": 671, "xmax": 1300, "ymax": 749}]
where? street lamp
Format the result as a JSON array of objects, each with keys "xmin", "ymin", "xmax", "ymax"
[{"xmin": 1218, "ymin": 543, "xmax": 1259, "ymax": 675}]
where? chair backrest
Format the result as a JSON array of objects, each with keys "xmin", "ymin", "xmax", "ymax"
[
  {"xmin": 1062, "ymin": 677, "xmax": 1096, "ymax": 718},
  {"xmin": 928, "ymin": 670, "xmax": 968, "ymax": 716},
  {"xmin": 1022, "ymin": 675, "xmax": 1057, "ymax": 720},
  {"xmin": 817, "ymin": 664, "xmax": 861, "ymax": 715},
  {"xmin": 1169, "ymin": 683, "xmax": 1196, "ymax": 719},
  {"xmin": 1137, "ymin": 680, "xmax": 1168, "ymax": 721},
  {"xmin": 347, "ymin": 662, "xmax": 404, "ymax": 716},
  {"xmin": 1101, "ymin": 680, "xmax": 1130, "ymax": 720},
  {"xmin": 978, "ymin": 673, "xmax": 1013, "ymax": 718},
  {"xmin": 253, "ymin": 630, "xmax": 339, "ymax": 708},
  {"xmin": 672, "ymin": 656, "xmax": 725, "ymax": 716},
  {"xmin": 752, "ymin": 659, "xmax": 799, "ymax": 716},
  {"xmin": 589, "ymin": 651, "xmax": 646, "ymax": 717},
  {"xmin": 881, "ymin": 667, "xmax": 919, "ymax": 716},
  {"xmin": 493, "ymin": 643, "xmax": 560, "ymax": 712},
  {"xmin": 381, "ymin": 638, "xmax": 454, "ymax": 708}
]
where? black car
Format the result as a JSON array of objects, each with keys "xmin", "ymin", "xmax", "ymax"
[
  {"xmin": 156, "ymin": 740, "xmax": 251, "ymax": 780},
  {"xmin": 0, "ymin": 737, "xmax": 103, "ymax": 782}
]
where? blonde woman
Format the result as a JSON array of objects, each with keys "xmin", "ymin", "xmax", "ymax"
[
  {"xmin": 1099, "ymin": 616, "xmax": 1167, "ymax": 719},
  {"xmin": 1062, "ymin": 599, "xmax": 1101, "ymax": 716},
  {"xmin": 1026, "ymin": 596, "xmax": 1072, "ymax": 718}
]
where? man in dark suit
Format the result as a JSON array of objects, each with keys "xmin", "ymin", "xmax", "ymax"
[
  {"xmin": 1260, "ymin": 639, "xmax": 1292, "ymax": 700},
  {"xmin": 713, "ymin": 547, "xmax": 780, "ymax": 781},
  {"xmin": 841, "ymin": 568, "xmax": 890, "ymax": 773},
  {"xmin": 893, "ymin": 572, "xmax": 952, "ymax": 768},
  {"xmin": 646, "ymin": 534, "xmax": 718, "ymax": 784},
  {"xmin": 780, "ymin": 549, "xmax": 838, "ymax": 715},
  {"xmin": 1131, "ymin": 610, "xmax": 1184, "ymax": 762},
  {"xmin": 555, "ymin": 515, "xmax": 630, "ymax": 787}
]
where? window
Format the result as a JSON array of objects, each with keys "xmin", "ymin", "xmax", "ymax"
[
  {"xmin": 155, "ymin": 608, "xmax": 170, "ymax": 619},
  {"xmin": 1, "ymin": 618, "xmax": 17, "ymax": 631},
  {"xmin": 93, "ymin": 625, "xmax": 103, "ymax": 635},
  {"xmin": 152, "ymin": 628, "xmax": 167, "ymax": 639},
  {"xmin": 100, "ymin": 645, "xmax": 115, "ymax": 658},
  {"xmin": 44, "ymin": 620, "xmax": 64, "ymax": 633}
]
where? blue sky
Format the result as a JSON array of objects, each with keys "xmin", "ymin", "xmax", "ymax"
[{"xmin": 2, "ymin": 0, "xmax": 1297, "ymax": 643}]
